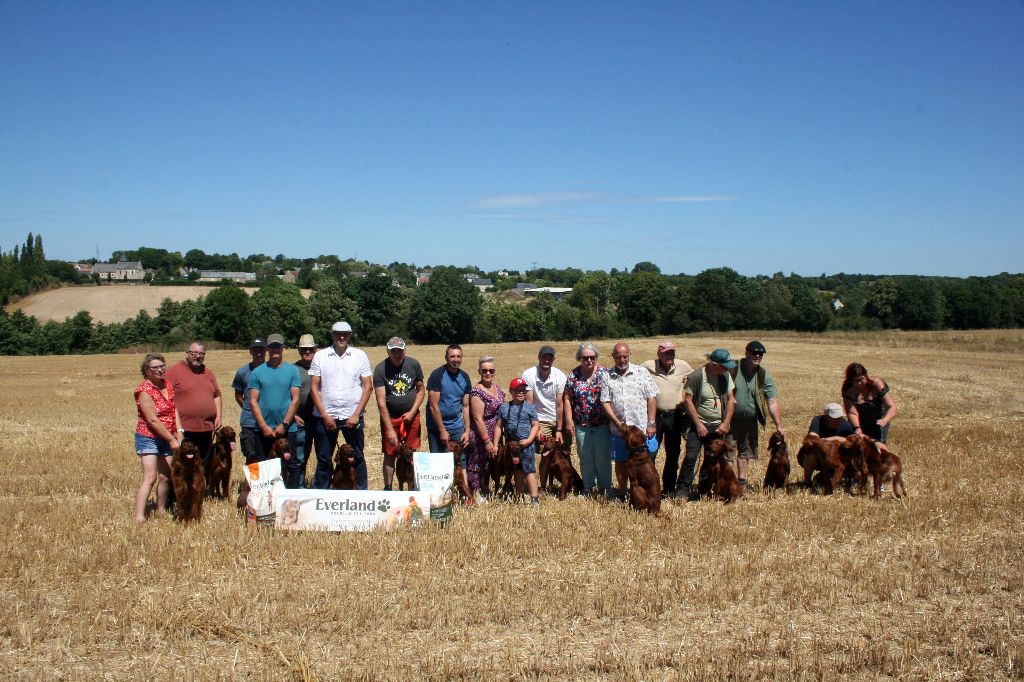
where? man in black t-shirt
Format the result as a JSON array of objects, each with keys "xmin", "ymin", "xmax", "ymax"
[
  {"xmin": 372, "ymin": 337, "xmax": 425, "ymax": 490},
  {"xmin": 807, "ymin": 403, "xmax": 855, "ymax": 439}
]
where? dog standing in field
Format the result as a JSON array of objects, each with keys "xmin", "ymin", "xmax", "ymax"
[
  {"xmin": 798, "ymin": 434, "xmax": 861, "ymax": 494},
  {"xmin": 840, "ymin": 433, "xmax": 908, "ymax": 499},
  {"xmin": 622, "ymin": 426, "xmax": 661, "ymax": 514},
  {"xmin": 394, "ymin": 443, "xmax": 416, "ymax": 491},
  {"xmin": 206, "ymin": 425, "xmax": 236, "ymax": 499},
  {"xmin": 763, "ymin": 431, "xmax": 790, "ymax": 490},
  {"xmin": 543, "ymin": 439, "xmax": 585, "ymax": 500},
  {"xmin": 698, "ymin": 439, "xmax": 743, "ymax": 503},
  {"xmin": 332, "ymin": 443, "xmax": 358, "ymax": 490},
  {"xmin": 171, "ymin": 440, "xmax": 206, "ymax": 523}
]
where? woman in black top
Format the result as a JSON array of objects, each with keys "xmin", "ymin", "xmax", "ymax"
[{"xmin": 841, "ymin": 363, "xmax": 899, "ymax": 443}]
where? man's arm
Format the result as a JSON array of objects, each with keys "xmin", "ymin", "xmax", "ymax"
[
  {"xmin": 602, "ymin": 400, "xmax": 623, "ymax": 435},
  {"xmin": 553, "ymin": 388, "xmax": 565, "ymax": 443},
  {"xmin": 684, "ymin": 393, "xmax": 706, "ymax": 438},
  {"xmin": 250, "ymin": 388, "xmax": 273, "ymax": 438},
  {"xmin": 646, "ymin": 396, "xmax": 657, "ymax": 438},
  {"xmin": 767, "ymin": 397, "xmax": 783, "ymax": 436},
  {"xmin": 406, "ymin": 380, "xmax": 425, "ymax": 422},
  {"xmin": 718, "ymin": 392, "xmax": 736, "ymax": 435},
  {"xmin": 375, "ymin": 385, "xmax": 397, "ymax": 447},
  {"xmin": 277, "ymin": 386, "xmax": 300, "ymax": 437},
  {"xmin": 427, "ymin": 390, "xmax": 447, "ymax": 442},
  {"xmin": 346, "ymin": 375, "xmax": 373, "ymax": 428},
  {"xmin": 213, "ymin": 394, "xmax": 222, "ymax": 430},
  {"xmin": 459, "ymin": 393, "xmax": 471, "ymax": 446}
]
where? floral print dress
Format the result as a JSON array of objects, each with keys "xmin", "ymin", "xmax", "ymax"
[{"xmin": 465, "ymin": 385, "xmax": 505, "ymax": 492}]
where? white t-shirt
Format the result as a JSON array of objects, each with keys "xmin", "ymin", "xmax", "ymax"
[
  {"xmin": 521, "ymin": 365, "xmax": 567, "ymax": 423},
  {"xmin": 309, "ymin": 345, "xmax": 372, "ymax": 420}
]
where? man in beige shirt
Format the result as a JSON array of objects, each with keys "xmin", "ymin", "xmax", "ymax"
[{"xmin": 643, "ymin": 340, "xmax": 693, "ymax": 498}]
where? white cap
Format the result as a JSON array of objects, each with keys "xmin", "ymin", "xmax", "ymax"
[
  {"xmin": 331, "ymin": 321, "xmax": 352, "ymax": 333},
  {"xmin": 824, "ymin": 403, "xmax": 844, "ymax": 418}
]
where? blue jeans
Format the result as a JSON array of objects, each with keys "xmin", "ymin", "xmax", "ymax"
[
  {"xmin": 574, "ymin": 424, "xmax": 611, "ymax": 492},
  {"xmin": 290, "ymin": 419, "xmax": 317, "ymax": 488},
  {"xmin": 427, "ymin": 425, "xmax": 465, "ymax": 454},
  {"xmin": 313, "ymin": 416, "xmax": 368, "ymax": 490}
]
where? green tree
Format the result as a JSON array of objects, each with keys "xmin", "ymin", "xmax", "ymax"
[
  {"xmin": 198, "ymin": 283, "xmax": 250, "ymax": 345},
  {"xmin": 247, "ymin": 279, "xmax": 310, "ymax": 344},
  {"xmin": 864, "ymin": 277, "xmax": 899, "ymax": 328},
  {"xmin": 690, "ymin": 267, "xmax": 746, "ymax": 331},
  {"xmin": 788, "ymin": 283, "xmax": 832, "ymax": 332},
  {"xmin": 407, "ymin": 267, "xmax": 481, "ymax": 344},
  {"xmin": 894, "ymin": 277, "xmax": 945, "ymax": 330},
  {"xmin": 617, "ymin": 271, "xmax": 666, "ymax": 336},
  {"xmin": 307, "ymin": 278, "xmax": 362, "ymax": 344}
]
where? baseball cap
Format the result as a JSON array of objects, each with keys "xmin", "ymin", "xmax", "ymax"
[
  {"xmin": 538, "ymin": 345, "xmax": 556, "ymax": 357},
  {"xmin": 298, "ymin": 334, "xmax": 316, "ymax": 349},
  {"xmin": 331, "ymin": 321, "xmax": 352, "ymax": 333},
  {"xmin": 745, "ymin": 340, "xmax": 767, "ymax": 354},
  {"xmin": 267, "ymin": 333, "xmax": 285, "ymax": 347},
  {"xmin": 386, "ymin": 336, "xmax": 406, "ymax": 350},
  {"xmin": 657, "ymin": 340, "xmax": 676, "ymax": 353},
  {"xmin": 509, "ymin": 377, "xmax": 528, "ymax": 391},
  {"xmin": 249, "ymin": 337, "xmax": 266, "ymax": 349},
  {"xmin": 707, "ymin": 348, "xmax": 737, "ymax": 369},
  {"xmin": 824, "ymin": 403, "xmax": 844, "ymax": 419}
]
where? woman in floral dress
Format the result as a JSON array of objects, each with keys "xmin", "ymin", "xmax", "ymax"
[
  {"xmin": 562, "ymin": 342, "xmax": 611, "ymax": 494},
  {"xmin": 466, "ymin": 356, "xmax": 505, "ymax": 502}
]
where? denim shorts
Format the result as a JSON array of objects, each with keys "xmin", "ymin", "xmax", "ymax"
[
  {"xmin": 518, "ymin": 450, "xmax": 537, "ymax": 475},
  {"xmin": 609, "ymin": 431, "xmax": 658, "ymax": 463},
  {"xmin": 135, "ymin": 432, "xmax": 173, "ymax": 456}
]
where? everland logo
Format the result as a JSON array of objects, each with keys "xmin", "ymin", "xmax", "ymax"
[{"xmin": 314, "ymin": 498, "xmax": 391, "ymax": 513}]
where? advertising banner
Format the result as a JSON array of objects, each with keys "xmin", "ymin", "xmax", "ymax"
[
  {"xmin": 273, "ymin": 490, "xmax": 431, "ymax": 532},
  {"xmin": 413, "ymin": 452, "xmax": 455, "ymax": 526}
]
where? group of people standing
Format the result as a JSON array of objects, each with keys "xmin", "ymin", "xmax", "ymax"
[{"xmin": 132, "ymin": 324, "xmax": 899, "ymax": 521}]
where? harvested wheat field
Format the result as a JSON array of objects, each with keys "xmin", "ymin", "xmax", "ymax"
[
  {"xmin": 6, "ymin": 285, "xmax": 310, "ymax": 324},
  {"xmin": 1, "ymin": 331, "xmax": 1022, "ymax": 680}
]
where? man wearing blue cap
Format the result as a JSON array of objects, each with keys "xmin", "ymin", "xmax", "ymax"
[
  {"xmin": 232, "ymin": 337, "xmax": 267, "ymax": 464},
  {"xmin": 678, "ymin": 348, "xmax": 737, "ymax": 498}
]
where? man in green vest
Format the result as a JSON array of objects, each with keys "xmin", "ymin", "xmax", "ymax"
[{"xmin": 730, "ymin": 340, "xmax": 784, "ymax": 490}]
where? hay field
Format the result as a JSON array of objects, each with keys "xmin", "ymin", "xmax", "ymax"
[
  {"xmin": 6, "ymin": 285, "xmax": 310, "ymax": 324},
  {"xmin": 1, "ymin": 331, "xmax": 1022, "ymax": 680}
]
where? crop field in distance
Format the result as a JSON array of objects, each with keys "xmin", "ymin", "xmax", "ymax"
[{"xmin": 0, "ymin": 330, "xmax": 1021, "ymax": 679}]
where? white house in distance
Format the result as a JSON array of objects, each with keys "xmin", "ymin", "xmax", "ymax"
[
  {"xmin": 92, "ymin": 260, "xmax": 147, "ymax": 280},
  {"xmin": 198, "ymin": 271, "xmax": 257, "ymax": 283}
]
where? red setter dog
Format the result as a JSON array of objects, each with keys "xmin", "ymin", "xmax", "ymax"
[
  {"xmin": 171, "ymin": 440, "xmax": 206, "ymax": 523},
  {"xmin": 542, "ymin": 439, "xmax": 585, "ymax": 500},
  {"xmin": 698, "ymin": 439, "xmax": 743, "ymax": 503},
  {"xmin": 797, "ymin": 434, "xmax": 860, "ymax": 494},
  {"xmin": 840, "ymin": 434, "xmax": 908, "ymax": 499},
  {"xmin": 446, "ymin": 440, "xmax": 475, "ymax": 504},
  {"xmin": 331, "ymin": 443, "xmax": 358, "ymax": 490},
  {"xmin": 622, "ymin": 426, "xmax": 661, "ymax": 514},
  {"xmin": 763, "ymin": 431, "xmax": 790, "ymax": 491},
  {"xmin": 491, "ymin": 440, "xmax": 526, "ymax": 499},
  {"xmin": 394, "ymin": 443, "xmax": 416, "ymax": 491},
  {"xmin": 206, "ymin": 425, "xmax": 236, "ymax": 499}
]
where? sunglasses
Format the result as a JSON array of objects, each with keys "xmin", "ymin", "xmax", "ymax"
[
  {"xmin": 480, "ymin": 369, "xmax": 496, "ymax": 374},
  {"xmin": 300, "ymin": 348, "xmax": 315, "ymax": 353},
  {"xmin": 580, "ymin": 355, "xmax": 597, "ymax": 361}
]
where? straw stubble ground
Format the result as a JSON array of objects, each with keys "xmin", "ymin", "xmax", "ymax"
[{"xmin": 1, "ymin": 331, "xmax": 1022, "ymax": 680}]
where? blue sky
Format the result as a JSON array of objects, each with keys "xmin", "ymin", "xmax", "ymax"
[{"xmin": 1, "ymin": 1, "xmax": 1021, "ymax": 277}]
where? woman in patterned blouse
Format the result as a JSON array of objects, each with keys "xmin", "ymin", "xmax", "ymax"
[{"xmin": 562, "ymin": 342, "xmax": 612, "ymax": 494}]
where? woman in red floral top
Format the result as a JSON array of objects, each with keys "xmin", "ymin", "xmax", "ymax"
[
  {"xmin": 561, "ymin": 342, "xmax": 612, "ymax": 495},
  {"xmin": 133, "ymin": 353, "xmax": 182, "ymax": 523}
]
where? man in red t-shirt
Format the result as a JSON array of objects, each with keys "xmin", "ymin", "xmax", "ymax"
[{"xmin": 165, "ymin": 340, "xmax": 222, "ymax": 466}]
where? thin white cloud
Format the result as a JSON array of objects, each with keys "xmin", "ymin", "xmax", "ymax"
[
  {"xmin": 466, "ymin": 212, "xmax": 609, "ymax": 225},
  {"xmin": 469, "ymin": 192, "xmax": 603, "ymax": 209},
  {"xmin": 653, "ymin": 195, "xmax": 737, "ymax": 202}
]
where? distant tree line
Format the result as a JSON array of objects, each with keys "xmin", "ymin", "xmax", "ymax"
[{"xmin": 1, "ymin": 236, "xmax": 1023, "ymax": 356}]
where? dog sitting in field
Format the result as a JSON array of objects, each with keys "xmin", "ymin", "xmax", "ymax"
[
  {"xmin": 542, "ymin": 439, "xmax": 585, "ymax": 500},
  {"xmin": 839, "ymin": 433, "xmax": 908, "ymax": 499},
  {"xmin": 394, "ymin": 443, "xmax": 416, "ymax": 491},
  {"xmin": 763, "ymin": 431, "xmax": 790, "ymax": 490},
  {"xmin": 698, "ymin": 438, "xmax": 743, "ymax": 503},
  {"xmin": 622, "ymin": 426, "xmax": 661, "ymax": 514},
  {"xmin": 331, "ymin": 443, "xmax": 358, "ymax": 490},
  {"xmin": 446, "ymin": 440, "xmax": 475, "ymax": 504},
  {"xmin": 206, "ymin": 425, "xmax": 236, "ymax": 499},
  {"xmin": 171, "ymin": 440, "xmax": 206, "ymax": 523},
  {"xmin": 491, "ymin": 439, "xmax": 526, "ymax": 499}
]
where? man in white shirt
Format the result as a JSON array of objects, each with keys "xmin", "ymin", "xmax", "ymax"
[
  {"xmin": 521, "ymin": 345, "xmax": 567, "ymax": 445},
  {"xmin": 309, "ymin": 321, "xmax": 373, "ymax": 489}
]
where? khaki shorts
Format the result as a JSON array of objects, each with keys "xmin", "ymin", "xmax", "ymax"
[{"xmin": 731, "ymin": 416, "xmax": 760, "ymax": 460}]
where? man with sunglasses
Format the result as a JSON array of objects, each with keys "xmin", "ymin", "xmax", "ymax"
[
  {"xmin": 292, "ymin": 334, "xmax": 318, "ymax": 487},
  {"xmin": 165, "ymin": 341, "xmax": 222, "ymax": 469},
  {"xmin": 729, "ymin": 340, "xmax": 783, "ymax": 490}
]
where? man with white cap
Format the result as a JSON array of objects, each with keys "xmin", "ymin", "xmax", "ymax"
[
  {"xmin": 643, "ymin": 340, "xmax": 693, "ymax": 497},
  {"xmin": 292, "ymin": 333, "xmax": 318, "ymax": 486},
  {"xmin": 309, "ymin": 321, "xmax": 373, "ymax": 489},
  {"xmin": 679, "ymin": 348, "xmax": 737, "ymax": 497},
  {"xmin": 373, "ymin": 336, "xmax": 425, "ymax": 490},
  {"xmin": 807, "ymin": 403, "xmax": 854, "ymax": 439},
  {"xmin": 232, "ymin": 337, "xmax": 267, "ymax": 465},
  {"xmin": 521, "ymin": 345, "xmax": 567, "ymax": 446}
]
